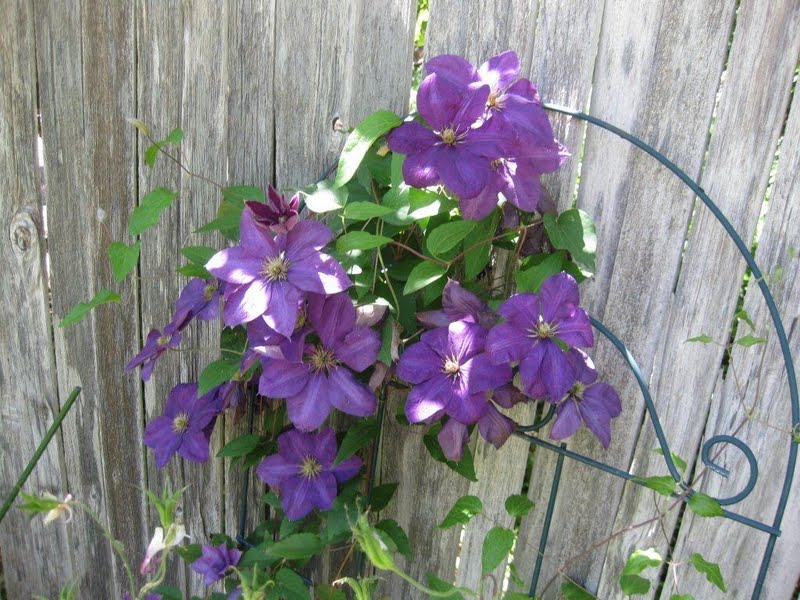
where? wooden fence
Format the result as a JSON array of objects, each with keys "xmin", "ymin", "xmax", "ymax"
[{"xmin": 1, "ymin": 1, "xmax": 798, "ymax": 598}]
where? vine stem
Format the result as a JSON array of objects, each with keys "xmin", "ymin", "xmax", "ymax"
[
  {"xmin": 391, "ymin": 566, "xmax": 475, "ymax": 597},
  {"xmin": 390, "ymin": 240, "xmax": 449, "ymax": 267},
  {"xmin": 0, "ymin": 386, "xmax": 81, "ymax": 524},
  {"xmin": 143, "ymin": 131, "xmax": 224, "ymax": 190}
]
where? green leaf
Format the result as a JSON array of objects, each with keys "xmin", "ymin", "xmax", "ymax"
[
  {"xmin": 221, "ymin": 326, "xmax": 248, "ymax": 360},
  {"xmin": 689, "ymin": 553, "xmax": 726, "ymax": 592},
  {"xmin": 686, "ymin": 334, "xmax": 714, "ymax": 344},
  {"xmin": 651, "ymin": 448, "xmax": 687, "ymax": 474},
  {"xmin": 504, "ymin": 494, "xmax": 534, "ymax": 518},
  {"xmin": 144, "ymin": 142, "xmax": 162, "ymax": 168},
  {"xmin": 621, "ymin": 548, "xmax": 662, "ymax": 578},
  {"xmin": 270, "ymin": 568, "xmax": 310, "ymax": 600},
  {"xmin": 378, "ymin": 316, "xmax": 397, "ymax": 366},
  {"xmin": 438, "ymin": 495, "xmax": 483, "ymax": 529},
  {"xmin": 633, "ymin": 475, "xmax": 677, "ymax": 497},
  {"xmin": 17, "ymin": 492, "xmax": 61, "ymax": 517},
  {"xmin": 403, "ymin": 261, "xmax": 448, "ymax": 295},
  {"xmin": 176, "ymin": 264, "xmax": 212, "ymax": 279},
  {"xmin": 426, "ymin": 574, "xmax": 465, "ymax": 600},
  {"xmin": 735, "ymin": 334, "xmax": 766, "ymax": 347},
  {"xmin": 369, "ymin": 482, "xmax": 398, "ymax": 512},
  {"xmin": 334, "ymin": 417, "xmax": 378, "ymax": 465},
  {"xmin": 198, "ymin": 357, "xmax": 240, "ymax": 395},
  {"xmin": 481, "ymin": 527, "xmax": 515, "ymax": 575},
  {"xmin": 129, "ymin": 187, "xmax": 178, "ymax": 236},
  {"xmin": 314, "ymin": 585, "xmax": 346, "ymax": 600},
  {"xmin": 619, "ymin": 574, "xmax": 651, "ymax": 596},
  {"xmin": 670, "ymin": 595, "xmax": 694, "ymax": 600},
  {"xmin": 59, "ymin": 289, "xmax": 121, "ymax": 328},
  {"xmin": 194, "ymin": 198, "xmax": 243, "ymax": 240},
  {"xmin": 427, "ymin": 221, "xmax": 476, "ymax": 257},
  {"xmin": 216, "ymin": 433, "xmax": 261, "ymax": 458},
  {"xmin": 180, "ymin": 245, "xmax": 217, "ymax": 266},
  {"xmin": 561, "ymin": 581, "xmax": 597, "ymax": 600},
  {"xmin": 126, "ymin": 118, "xmax": 151, "ymax": 136},
  {"xmin": 266, "ymin": 533, "xmax": 323, "ymax": 560},
  {"xmin": 337, "ymin": 231, "xmax": 393, "ymax": 252},
  {"xmin": 164, "ymin": 127, "xmax": 184, "ymax": 145},
  {"xmin": 176, "ymin": 542, "xmax": 203, "ymax": 563},
  {"xmin": 107, "ymin": 240, "xmax": 141, "ymax": 282},
  {"xmin": 333, "ymin": 110, "xmax": 402, "ymax": 188},
  {"xmin": 422, "ymin": 426, "xmax": 477, "ymax": 481},
  {"xmin": 223, "ymin": 185, "xmax": 265, "ymax": 205},
  {"xmin": 463, "ymin": 211, "xmax": 500, "ymax": 280},
  {"xmin": 516, "ymin": 252, "xmax": 565, "ymax": 293},
  {"xmin": 343, "ymin": 201, "xmax": 395, "ymax": 220},
  {"xmin": 375, "ymin": 519, "xmax": 411, "ymax": 559},
  {"xmin": 687, "ymin": 492, "xmax": 724, "ymax": 517},
  {"xmin": 149, "ymin": 585, "xmax": 182, "ymax": 600},
  {"xmin": 543, "ymin": 208, "xmax": 597, "ymax": 273},
  {"xmin": 734, "ymin": 309, "xmax": 755, "ymax": 330},
  {"xmin": 238, "ymin": 544, "xmax": 278, "ymax": 569}
]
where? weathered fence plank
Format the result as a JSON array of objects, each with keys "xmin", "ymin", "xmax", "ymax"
[
  {"xmin": 34, "ymin": 1, "xmax": 147, "ymax": 597},
  {"xmin": 518, "ymin": 1, "xmax": 738, "ymax": 596},
  {"xmin": 596, "ymin": 2, "xmax": 800, "ymax": 598},
  {"xmin": 0, "ymin": 0, "xmax": 74, "ymax": 596},
  {"xmin": 661, "ymin": 53, "xmax": 800, "ymax": 600}
]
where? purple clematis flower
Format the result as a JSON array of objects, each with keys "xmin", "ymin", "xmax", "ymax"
[
  {"xmin": 387, "ymin": 73, "xmax": 510, "ymax": 202},
  {"xmin": 397, "ymin": 320, "xmax": 512, "ymax": 426},
  {"xmin": 125, "ymin": 324, "xmax": 181, "ymax": 381},
  {"xmin": 144, "ymin": 383, "xmax": 219, "ymax": 468},
  {"xmin": 190, "ymin": 542, "xmax": 242, "ymax": 586},
  {"xmin": 205, "ymin": 209, "xmax": 351, "ymax": 336},
  {"xmin": 171, "ymin": 278, "xmax": 224, "ymax": 330},
  {"xmin": 417, "ymin": 279, "xmax": 498, "ymax": 330},
  {"xmin": 550, "ymin": 349, "xmax": 621, "ymax": 448},
  {"xmin": 487, "ymin": 272, "xmax": 594, "ymax": 402},
  {"xmin": 259, "ymin": 293, "xmax": 380, "ymax": 431},
  {"xmin": 246, "ymin": 185, "xmax": 300, "ymax": 235},
  {"xmin": 257, "ymin": 427, "xmax": 362, "ymax": 520}
]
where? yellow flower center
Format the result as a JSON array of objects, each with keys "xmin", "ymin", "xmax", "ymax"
[
  {"xmin": 487, "ymin": 90, "xmax": 498, "ymax": 108},
  {"xmin": 202, "ymin": 282, "xmax": 218, "ymax": 301},
  {"xmin": 299, "ymin": 456, "xmax": 323, "ymax": 479},
  {"xmin": 309, "ymin": 346, "xmax": 338, "ymax": 373},
  {"xmin": 490, "ymin": 158, "xmax": 505, "ymax": 170},
  {"xmin": 442, "ymin": 355, "xmax": 461, "ymax": 376},
  {"xmin": 261, "ymin": 253, "xmax": 290, "ymax": 282},
  {"xmin": 570, "ymin": 382, "xmax": 586, "ymax": 399},
  {"xmin": 440, "ymin": 127, "xmax": 457, "ymax": 146},
  {"xmin": 528, "ymin": 320, "xmax": 556, "ymax": 340},
  {"xmin": 157, "ymin": 335, "xmax": 171, "ymax": 345},
  {"xmin": 172, "ymin": 411, "xmax": 190, "ymax": 433}
]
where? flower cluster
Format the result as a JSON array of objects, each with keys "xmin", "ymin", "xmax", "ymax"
[
  {"xmin": 397, "ymin": 273, "xmax": 621, "ymax": 454},
  {"xmin": 388, "ymin": 50, "xmax": 568, "ymax": 220}
]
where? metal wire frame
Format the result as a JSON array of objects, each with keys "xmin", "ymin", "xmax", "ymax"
[{"xmin": 519, "ymin": 105, "xmax": 799, "ymax": 600}]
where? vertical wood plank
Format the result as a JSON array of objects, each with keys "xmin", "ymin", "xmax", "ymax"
[
  {"xmin": 596, "ymin": 2, "xmax": 800, "ymax": 597},
  {"xmin": 0, "ymin": 0, "xmax": 74, "ymax": 595},
  {"xmin": 35, "ymin": 1, "xmax": 146, "ymax": 597},
  {"xmin": 517, "ymin": 1, "xmax": 737, "ymax": 596},
  {"xmin": 661, "ymin": 54, "xmax": 800, "ymax": 600}
]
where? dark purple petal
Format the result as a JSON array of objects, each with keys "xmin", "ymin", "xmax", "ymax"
[
  {"xmin": 327, "ymin": 368, "xmax": 376, "ymax": 418},
  {"xmin": 223, "ymin": 280, "xmax": 270, "ymax": 326},
  {"xmin": 416, "ymin": 309, "xmax": 453, "ymax": 329},
  {"xmin": 442, "ymin": 279, "xmax": 489, "ymax": 322},
  {"xmin": 314, "ymin": 427, "xmax": 338, "ymax": 466},
  {"xmin": 518, "ymin": 343, "xmax": 549, "ymax": 399},
  {"xmin": 461, "ymin": 353, "xmax": 512, "ymax": 394},
  {"xmin": 402, "ymin": 145, "xmax": 441, "ymax": 188},
  {"xmin": 492, "ymin": 384, "xmax": 527, "ymax": 409},
  {"xmin": 286, "ymin": 373, "xmax": 331, "ymax": 431},
  {"xmin": 478, "ymin": 404, "xmax": 516, "ymax": 448},
  {"xmin": 259, "ymin": 358, "xmax": 309, "ymax": 398},
  {"xmin": 451, "ymin": 82, "xmax": 491, "ymax": 129},
  {"xmin": 435, "ymin": 148, "xmax": 489, "ymax": 199},
  {"xmin": 335, "ymin": 326, "xmax": 380, "ymax": 373},
  {"xmin": 285, "ymin": 220, "xmax": 334, "ymax": 255},
  {"xmin": 425, "ymin": 54, "xmax": 478, "ymax": 86},
  {"xmin": 550, "ymin": 399, "xmax": 582, "ymax": 441},
  {"xmin": 584, "ymin": 382, "xmax": 621, "ymax": 418},
  {"xmin": 240, "ymin": 206, "xmax": 275, "ymax": 250},
  {"xmin": 438, "ymin": 418, "xmax": 470, "ymax": 462},
  {"xmin": 262, "ymin": 281, "xmax": 301, "ymax": 338},
  {"xmin": 280, "ymin": 477, "xmax": 320, "ymax": 520},
  {"xmin": 417, "ymin": 73, "xmax": 466, "ymax": 131},
  {"xmin": 497, "ymin": 293, "xmax": 540, "ymax": 329},
  {"xmin": 556, "ymin": 309, "xmax": 594, "ymax": 348},
  {"xmin": 308, "ymin": 292, "xmax": 356, "ymax": 348},
  {"xmin": 540, "ymin": 341, "xmax": 576, "ymax": 401},
  {"xmin": 405, "ymin": 374, "xmax": 452, "ymax": 423},
  {"xmin": 332, "ymin": 455, "xmax": 363, "ymax": 483},
  {"xmin": 505, "ymin": 160, "xmax": 542, "ymax": 213},
  {"xmin": 580, "ymin": 402, "xmax": 612, "ymax": 449},
  {"xmin": 178, "ymin": 432, "xmax": 210, "ymax": 463},
  {"xmin": 144, "ymin": 417, "xmax": 181, "ymax": 469},
  {"xmin": 257, "ymin": 453, "xmax": 299, "ymax": 487},
  {"xmin": 445, "ymin": 391, "xmax": 489, "ymax": 424},
  {"xmin": 539, "ymin": 272, "xmax": 580, "ymax": 322},
  {"xmin": 387, "ymin": 121, "xmax": 439, "ymax": 155},
  {"xmin": 460, "ymin": 187, "xmax": 501, "ymax": 221},
  {"xmin": 397, "ymin": 341, "xmax": 442, "ymax": 384},
  {"xmin": 486, "ymin": 323, "xmax": 531, "ymax": 365},
  {"xmin": 206, "ymin": 247, "xmax": 264, "ymax": 285}
]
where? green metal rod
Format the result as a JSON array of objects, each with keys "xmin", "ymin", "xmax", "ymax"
[{"xmin": 0, "ymin": 386, "xmax": 82, "ymax": 524}]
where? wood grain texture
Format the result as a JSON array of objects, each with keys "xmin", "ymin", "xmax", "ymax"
[
  {"xmin": 34, "ymin": 1, "xmax": 146, "ymax": 597},
  {"xmin": 517, "ymin": 1, "xmax": 738, "ymax": 596},
  {"xmin": 660, "ymin": 48, "xmax": 800, "ymax": 600},
  {"xmin": 0, "ymin": 0, "xmax": 74, "ymax": 595},
  {"xmin": 596, "ymin": 2, "xmax": 800, "ymax": 597}
]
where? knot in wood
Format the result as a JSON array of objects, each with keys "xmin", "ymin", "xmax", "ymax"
[{"xmin": 10, "ymin": 208, "xmax": 39, "ymax": 257}]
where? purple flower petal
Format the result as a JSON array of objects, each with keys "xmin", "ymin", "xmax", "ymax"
[
  {"xmin": 438, "ymin": 418, "xmax": 470, "ymax": 462},
  {"xmin": 279, "ymin": 428, "xmax": 319, "ymax": 461},
  {"xmin": 240, "ymin": 206, "xmax": 275, "ymax": 249},
  {"xmin": 286, "ymin": 372, "xmax": 331, "ymax": 431},
  {"xmin": 223, "ymin": 280, "xmax": 270, "ymax": 326},
  {"xmin": 327, "ymin": 368, "xmax": 376, "ymax": 418},
  {"xmin": 256, "ymin": 454, "xmax": 298, "ymax": 487},
  {"xmin": 396, "ymin": 341, "xmax": 442, "ymax": 384},
  {"xmin": 417, "ymin": 73, "xmax": 467, "ymax": 131},
  {"xmin": 206, "ymin": 247, "xmax": 264, "ymax": 285},
  {"xmin": 402, "ymin": 145, "xmax": 441, "ymax": 188},
  {"xmin": 259, "ymin": 358, "xmax": 310, "ymax": 398},
  {"xmin": 539, "ymin": 272, "xmax": 580, "ymax": 322},
  {"xmin": 448, "ymin": 320, "xmax": 487, "ymax": 363},
  {"xmin": 387, "ymin": 121, "xmax": 439, "ymax": 155},
  {"xmin": 405, "ymin": 374, "xmax": 452, "ymax": 423},
  {"xmin": 550, "ymin": 399, "xmax": 582, "ymax": 441},
  {"xmin": 478, "ymin": 50, "xmax": 520, "ymax": 92},
  {"xmin": 285, "ymin": 220, "xmax": 333, "ymax": 253},
  {"xmin": 314, "ymin": 427, "xmax": 338, "ymax": 466},
  {"xmin": 308, "ymin": 292, "xmax": 357, "ymax": 348},
  {"xmin": 332, "ymin": 455, "xmax": 363, "ymax": 483},
  {"xmin": 497, "ymin": 293, "xmax": 540, "ymax": 329},
  {"xmin": 335, "ymin": 326, "xmax": 381, "ymax": 373},
  {"xmin": 289, "ymin": 252, "xmax": 352, "ymax": 295},
  {"xmin": 445, "ymin": 391, "xmax": 489, "ymax": 424},
  {"xmin": 556, "ymin": 309, "xmax": 594, "ymax": 348},
  {"xmin": 540, "ymin": 341, "xmax": 576, "ymax": 401},
  {"xmin": 461, "ymin": 353, "xmax": 512, "ymax": 394},
  {"xmin": 425, "ymin": 54, "xmax": 478, "ymax": 86},
  {"xmin": 478, "ymin": 404, "xmax": 516, "ymax": 448},
  {"xmin": 178, "ymin": 432, "xmax": 210, "ymax": 463},
  {"xmin": 262, "ymin": 281, "xmax": 301, "ymax": 338},
  {"xmin": 435, "ymin": 148, "xmax": 489, "ymax": 199},
  {"xmin": 486, "ymin": 322, "xmax": 531, "ymax": 365}
]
